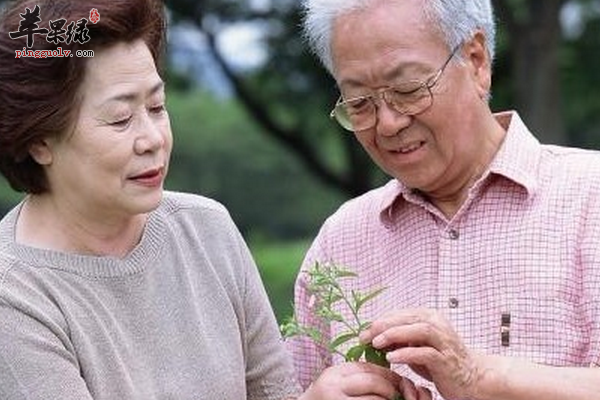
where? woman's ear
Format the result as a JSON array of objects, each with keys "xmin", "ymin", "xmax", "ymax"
[{"xmin": 28, "ymin": 139, "xmax": 53, "ymax": 165}]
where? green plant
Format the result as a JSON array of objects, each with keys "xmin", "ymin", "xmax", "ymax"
[{"xmin": 281, "ymin": 262, "xmax": 405, "ymax": 400}]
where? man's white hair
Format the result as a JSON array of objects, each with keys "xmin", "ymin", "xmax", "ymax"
[{"xmin": 302, "ymin": 0, "xmax": 496, "ymax": 74}]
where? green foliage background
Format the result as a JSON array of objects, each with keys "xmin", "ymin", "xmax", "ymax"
[
  {"xmin": 164, "ymin": 89, "xmax": 345, "ymax": 241},
  {"xmin": 252, "ymin": 240, "xmax": 308, "ymax": 322},
  {"xmin": 1, "ymin": 0, "xmax": 600, "ymax": 324}
]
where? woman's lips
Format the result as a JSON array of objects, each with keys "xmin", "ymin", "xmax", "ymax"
[{"xmin": 129, "ymin": 168, "xmax": 163, "ymax": 187}]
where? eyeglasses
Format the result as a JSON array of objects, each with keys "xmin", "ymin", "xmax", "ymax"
[{"xmin": 330, "ymin": 43, "xmax": 462, "ymax": 132}]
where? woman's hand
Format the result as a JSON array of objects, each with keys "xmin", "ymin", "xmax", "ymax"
[{"xmin": 299, "ymin": 362, "xmax": 431, "ymax": 400}]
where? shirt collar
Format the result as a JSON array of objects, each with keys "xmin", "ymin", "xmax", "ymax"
[
  {"xmin": 488, "ymin": 110, "xmax": 540, "ymax": 196},
  {"xmin": 379, "ymin": 110, "xmax": 541, "ymax": 225}
]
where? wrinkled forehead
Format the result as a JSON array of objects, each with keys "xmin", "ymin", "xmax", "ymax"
[
  {"xmin": 330, "ymin": 0, "xmax": 444, "ymax": 83},
  {"xmin": 76, "ymin": 40, "xmax": 162, "ymax": 108}
]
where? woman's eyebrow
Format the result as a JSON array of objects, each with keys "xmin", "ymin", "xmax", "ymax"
[{"xmin": 102, "ymin": 80, "xmax": 165, "ymax": 104}]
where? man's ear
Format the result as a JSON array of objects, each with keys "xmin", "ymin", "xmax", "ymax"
[
  {"xmin": 28, "ymin": 139, "xmax": 53, "ymax": 165},
  {"xmin": 464, "ymin": 30, "xmax": 492, "ymax": 99}
]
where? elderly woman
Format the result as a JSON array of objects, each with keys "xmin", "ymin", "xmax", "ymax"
[{"xmin": 0, "ymin": 1, "xmax": 301, "ymax": 399}]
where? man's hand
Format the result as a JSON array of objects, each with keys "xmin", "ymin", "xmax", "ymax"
[{"xmin": 359, "ymin": 308, "xmax": 483, "ymax": 400}]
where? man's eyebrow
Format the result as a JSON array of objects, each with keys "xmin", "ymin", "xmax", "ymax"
[
  {"xmin": 338, "ymin": 62, "xmax": 431, "ymax": 91},
  {"xmin": 104, "ymin": 80, "xmax": 165, "ymax": 103},
  {"xmin": 382, "ymin": 61, "xmax": 430, "ymax": 82}
]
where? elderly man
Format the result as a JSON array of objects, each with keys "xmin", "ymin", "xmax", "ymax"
[{"xmin": 288, "ymin": 0, "xmax": 600, "ymax": 399}]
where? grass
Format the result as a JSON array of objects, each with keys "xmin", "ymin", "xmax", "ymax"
[{"xmin": 250, "ymin": 239, "xmax": 310, "ymax": 323}]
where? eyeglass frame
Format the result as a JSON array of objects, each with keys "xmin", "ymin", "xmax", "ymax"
[{"xmin": 329, "ymin": 43, "xmax": 463, "ymax": 132}]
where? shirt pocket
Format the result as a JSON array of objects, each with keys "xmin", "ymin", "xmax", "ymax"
[{"xmin": 500, "ymin": 296, "xmax": 588, "ymax": 366}]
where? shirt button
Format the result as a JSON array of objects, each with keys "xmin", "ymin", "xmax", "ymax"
[
  {"xmin": 448, "ymin": 229, "xmax": 459, "ymax": 240},
  {"xmin": 448, "ymin": 298, "xmax": 459, "ymax": 308}
]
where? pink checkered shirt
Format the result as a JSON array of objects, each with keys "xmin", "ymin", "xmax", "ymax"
[{"xmin": 288, "ymin": 111, "xmax": 600, "ymax": 399}]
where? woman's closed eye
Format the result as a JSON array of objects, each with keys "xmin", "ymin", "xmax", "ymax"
[
  {"xmin": 106, "ymin": 104, "xmax": 164, "ymax": 128},
  {"xmin": 148, "ymin": 104, "xmax": 166, "ymax": 115},
  {"xmin": 109, "ymin": 115, "xmax": 133, "ymax": 128}
]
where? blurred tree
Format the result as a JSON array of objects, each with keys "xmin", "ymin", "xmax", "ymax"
[
  {"xmin": 166, "ymin": 0, "xmax": 600, "ymax": 198},
  {"xmin": 166, "ymin": 0, "xmax": 381, "ymax": 198},
  {"xmin": 1, "ymin": 0, "xmax": 599, "ymax": 206},
  {"xmin": 164, "ymin": 89, "xmax": 345, "ymax": 239},
  {"xmin": 562, "ymin": 2, "xmax": 600, "ymax": 149},
  {"xmin": 493, "ymin": 0, "xmax": 567, "ymax": 144}
]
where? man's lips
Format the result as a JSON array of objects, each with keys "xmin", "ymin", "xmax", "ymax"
[{"xmin": 389, "ymin": 141, "xmax": 425, "ymax": 154}]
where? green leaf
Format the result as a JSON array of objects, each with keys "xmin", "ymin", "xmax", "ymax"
[
  {"xmin": 278, "ymin": 262, "xmax": 391, "ymax": 373},
  {"xmin": 335, "ymin": 269, "xmax": 358, "ymax": 278},
  {"xmin": 364, "ymin": 344, "xmax": 390, "ymax": 368},
  {"xmin": 329, "ymin": 332, "xmax": 358, "ymax": 351},
  {"xmin": 305, "ymin": 327, "xmax": 323, "ymax": 344},
  {"xmin": 324, "ymin": 292, "xmax": 343, "ymax": 304},
  {"xmin": 316, "ymin": 309, "xmax": 344, "ymax": 322},
  {"xmin": 345, "ymin": 344, "xmax": 365, "ymax": 361},
  {"xmin": 279, "ymin": 316, "xmax": 300, "ymax": 338},
  {"xmin": 356, "ymin": 287, "xmax": 388, "ymax": 312},
  {"xmin": 359, "ymin": 321, "xmax": 372, "ymax": 331}
]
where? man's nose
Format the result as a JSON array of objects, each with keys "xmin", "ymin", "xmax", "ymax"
[{"xmin": 374, "ymin": 98, "xmax": 413, "ymax": 136}]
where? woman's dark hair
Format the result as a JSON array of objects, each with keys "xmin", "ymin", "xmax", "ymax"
[{"xmin": 0, "ymin": 0, "xmax": 166, "ymax": 193}]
